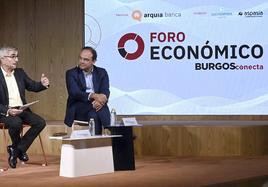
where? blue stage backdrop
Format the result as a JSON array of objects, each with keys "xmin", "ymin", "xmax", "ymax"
[{"xmin": 84, "ymin": 0, "xmax": 268, "ymax": 115}]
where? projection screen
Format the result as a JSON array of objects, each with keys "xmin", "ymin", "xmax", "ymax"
[{"xmin": 84, "ymin": 0, "xmax": 268, "ymax": 115}]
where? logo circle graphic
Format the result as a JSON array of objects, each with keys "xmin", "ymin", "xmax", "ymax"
[{"xmin": 118, "ymin": 33, "xmax": 145, "ymax": 60}]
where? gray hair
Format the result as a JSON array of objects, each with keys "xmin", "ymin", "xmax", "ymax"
[{"xmin": 0, "ymin": 46, "xmax": 18, "ymax": 59}]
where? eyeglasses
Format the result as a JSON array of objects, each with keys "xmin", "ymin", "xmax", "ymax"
[{"xmin": 4, "ymin": 55, "xmax": 19, "ymax": 59}]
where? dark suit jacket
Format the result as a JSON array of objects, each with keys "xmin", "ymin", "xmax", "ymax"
[
  {"xmin": 0, "ymin": 68, "xmax": 47, "ymax": 117},
  {"xmin": 64, "ymin": 65, "xmax": 111, "ymax": 127}
]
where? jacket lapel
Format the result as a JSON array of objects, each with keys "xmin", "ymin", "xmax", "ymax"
[
  {"xmin": 77, "ymin": 67, "xmax": 86, "ymax": 90},
  {"xmin": 92, "ymin": 66, "xmax": 99, "ymax": 92},
  {"xmin": 14, "ymin": 69, "xmax": 24, "ymax": 96},
  {"xmin": 0, "ymin": 69, "xmax": 9, "ymax": 100}
]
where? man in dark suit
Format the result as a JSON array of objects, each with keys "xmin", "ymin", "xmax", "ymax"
[
  {"xmin": 0, "ymin": 46, "xmax": 49, "ymax": 168},
  {"xmin": 64, "ymin": 46, "xmax": 110, "ymax": 134}
]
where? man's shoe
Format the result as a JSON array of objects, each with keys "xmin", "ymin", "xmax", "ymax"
[
  {"xmin": 7, "ymin": 146, "xmax": 18, "ymax": 169},
  {"xmin": 18, "ymin": 151, "xmax": 29, "ymax": 162}
]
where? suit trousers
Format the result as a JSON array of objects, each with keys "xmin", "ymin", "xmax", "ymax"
[
  {"xmin": 0, "ymin": 111, "xmax": 46, "ymax": 152},
  {"xmin": 74, "ymin": 102, "xmax": 103, "ymax": 135}
]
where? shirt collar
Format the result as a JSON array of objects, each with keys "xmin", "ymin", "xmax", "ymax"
[
  {"xmin": 1, "ymin": 67, "xmax": 14, "ymax": 77},
  {"xmin": 83, "ymin": 66, "xmax": 94, "ymax": 75}
]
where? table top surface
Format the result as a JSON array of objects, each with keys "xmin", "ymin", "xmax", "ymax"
[{"xmin": 49, "ymin": 134, "xmax": 122, "ymax": 140}]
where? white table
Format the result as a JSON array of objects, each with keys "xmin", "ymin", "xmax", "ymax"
[{"xmin": 50, "ymin": 135, "xmax": 121, "ymax": 177}]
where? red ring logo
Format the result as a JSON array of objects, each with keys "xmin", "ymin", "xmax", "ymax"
[{"xmin": 118, "ymin": 33, "xmax": 145, "ymax": 60}]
